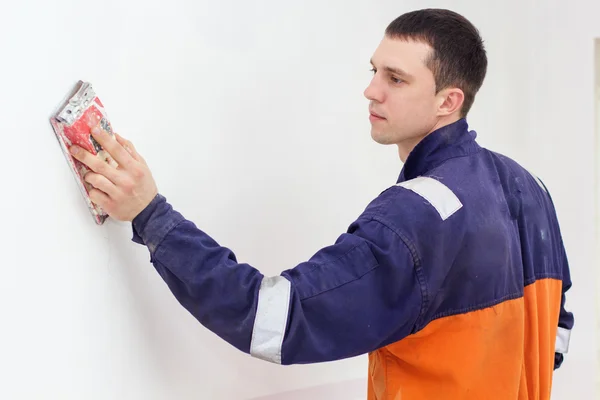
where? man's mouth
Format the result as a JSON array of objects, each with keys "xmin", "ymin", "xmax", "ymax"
[{"xmin": 369, "ymin": 110, "xmax": 386, "ymax": 121}]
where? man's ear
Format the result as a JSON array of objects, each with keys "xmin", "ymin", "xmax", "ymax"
[{"xmin": 436, "ymin": 87, "xmax": 465, "ymax": 116}]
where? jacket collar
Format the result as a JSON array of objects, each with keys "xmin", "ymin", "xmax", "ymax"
[{"xmin": 397, "ymin": 118, "xmax": 481, "ymax": 182}]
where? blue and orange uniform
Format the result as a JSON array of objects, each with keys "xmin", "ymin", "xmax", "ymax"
[{"xmin": 131, "ymin": 118, "xmax": 574, "ymax": 399}]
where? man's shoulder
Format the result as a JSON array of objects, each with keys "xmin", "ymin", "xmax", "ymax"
[
  {"xmin": 483, "ymin": 148, "xmax": 552, "ymax": 200},
  {"xmin": 484, "ymin": 148, "xmax": 547, "ymax": 183},
  {"xmin": 360, "ymin": 174, "xmax": 467, "ymax": 237}
]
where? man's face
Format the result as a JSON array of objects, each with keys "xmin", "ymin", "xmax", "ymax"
[{"xmin": 364, "ymin": 36, "xmax": 441, "ymax": 149}]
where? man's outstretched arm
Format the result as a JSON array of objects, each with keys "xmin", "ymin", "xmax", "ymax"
[{"xmin": 131, "ymin": 192, "xmax": 422, "ymax": 364}]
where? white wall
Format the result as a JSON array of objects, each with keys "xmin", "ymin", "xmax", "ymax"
[
  {"xmin": 596, "ymin": 36, "xmax": 600, "ymax": 398},
  {"xmin": 0, "ymin": 0, "xmax": 596, "ymax": 399}
]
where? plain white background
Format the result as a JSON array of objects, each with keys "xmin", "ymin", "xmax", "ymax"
[{"xmin": 0, "ymin": 0, "xmax": 597, "ymax": 399}]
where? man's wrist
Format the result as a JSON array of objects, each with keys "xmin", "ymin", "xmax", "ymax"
[
  {"xmin": 131, "ymin": 193, "xmax": 185, "ymax": 253},
  {"xmin": 133, "ymin": 193, "xmax": 162, "ymax": 231}
]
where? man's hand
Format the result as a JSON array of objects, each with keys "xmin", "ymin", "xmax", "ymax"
[{"xmin": 70, "ymin": 126, "xmax": 158, "ymax": 222}]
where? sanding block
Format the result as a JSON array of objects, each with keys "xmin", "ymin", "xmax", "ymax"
[{"xmin": 50, "ymin": 81, "xmax": 118, "ymax": 224}]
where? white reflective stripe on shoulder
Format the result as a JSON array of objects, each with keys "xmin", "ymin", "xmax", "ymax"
[
  {"xmin": 555, "ymin": 327, "xmax": 571, "ymax": 354},
  {"xmin": 250, "ymin": 275, "xmax": 291, "ymax": 364},
  {"xmin": 524, "ymin": 168, "xmax": 547, "ymax": 193},
  {"xmin": 396, "ymin": 176, "xmax": 462, "ymax": 220}
]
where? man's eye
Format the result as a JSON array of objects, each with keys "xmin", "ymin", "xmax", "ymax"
[
  {"xmin": 370, "ymin": 68, "xmax": 377, "ymax": 74},
  {"xmin": 391, "ymin": 77, "xmax": 403, "ymax": 84}
]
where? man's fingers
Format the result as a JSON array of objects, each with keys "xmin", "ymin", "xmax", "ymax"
[
  {"xmin": 90, "ymin": 126, "xmax": 135, "ymax": 169},
  {"xmin": 70, "ymin": 145, "xmax": 120, "ymax": 183},
  {"xmin": 114, "ymin": 133, "xmax": 144, "ymax": 163},
  {"xmin": 84, "ymin": 172, "xmax": 118, "ymax": 198},
  {"xmin": 88, "ymin": 187, "xmax": 113, "ymax": 211}
]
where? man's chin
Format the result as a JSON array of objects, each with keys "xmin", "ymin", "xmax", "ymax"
[{"xmin": 370, "ymin": 130, "xmax": 396, "ymax": 145}]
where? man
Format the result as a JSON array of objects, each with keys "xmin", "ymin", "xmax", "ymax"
[{"xmin": 69, "ymin": 8, "xmax": 574, "ymax": 399}]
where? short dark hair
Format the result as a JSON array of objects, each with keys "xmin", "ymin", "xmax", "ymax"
[{"xmin": 385, "ymin": 9, "xmax": 487, "ymax": 117}]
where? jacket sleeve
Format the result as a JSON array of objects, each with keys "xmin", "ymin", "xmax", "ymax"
[
  {"xmin": 536, "ymin": 178, "xmax": 574, "ymax": 370},
  {"xmin": 554, "ymin": 240, "xmax": 574, "ymax": 369},
  {"xmin": 130, "ymin": 194, "xmax": 423, "ymax": 365}
]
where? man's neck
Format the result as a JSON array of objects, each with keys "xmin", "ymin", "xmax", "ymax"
[{"xmin": 397, "ymin": 116, "xmax": 461, "ymax": 163}]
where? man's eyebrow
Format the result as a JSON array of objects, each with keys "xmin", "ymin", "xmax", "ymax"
[{"xmin": 370, "ymin": 58, "xmax": 413, "ymax": 79}]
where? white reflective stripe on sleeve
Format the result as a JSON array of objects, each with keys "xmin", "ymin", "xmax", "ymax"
[
  {"xmin": 250, "ymin": 275, "xmax": 291, "ymax": 364},
  {"xmin": 555, "ymin": 327, "xmax": 571, "ymax": 354},
  {"xmin": 396, "ymin": 176, "xmax": 463, "ymax": 220}
]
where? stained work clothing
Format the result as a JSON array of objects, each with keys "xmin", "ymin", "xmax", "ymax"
[{"xmin": 131, "ymin": 118, "xmax": 574, "ymax": 399}]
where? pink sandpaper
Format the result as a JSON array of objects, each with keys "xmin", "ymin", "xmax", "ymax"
[{"xmin": 50, "ymin": 81, "xmax": 118, "ymax": 224}]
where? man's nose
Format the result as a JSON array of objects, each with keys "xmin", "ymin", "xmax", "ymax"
[{"xmin": 364, "ymin": 78, "xmax": 384, "ymax": 103}]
